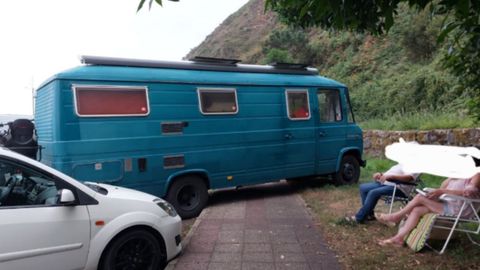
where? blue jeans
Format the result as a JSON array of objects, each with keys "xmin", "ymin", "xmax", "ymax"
[{"xmin": 355, "ymin": 182, "xmax": 399, "ymax": 222}]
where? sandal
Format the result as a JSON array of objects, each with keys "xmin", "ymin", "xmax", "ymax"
[
  {"xmin": 377, "ymin": 238, "xmax": 404, "ymax": 247},
  {"xmin": 374, "ymin": 213, "xmax": 396, "ymax": 228}
]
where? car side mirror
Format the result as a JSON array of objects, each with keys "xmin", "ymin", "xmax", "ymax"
[{"xmin": 58, "ymin": 189, "xmax": 76, "ymax": 205}]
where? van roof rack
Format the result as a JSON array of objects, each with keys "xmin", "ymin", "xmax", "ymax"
[
  {"xmin": 189, "ymin": 56, "xmax": 241, "ymax": 66},
  {"xmin": 80, "ymin": 55, "xmax": 318, "ymax": 75},
  {"xmin": 271, "ymin": 62, "xmax": 310, "ymax": 70}
]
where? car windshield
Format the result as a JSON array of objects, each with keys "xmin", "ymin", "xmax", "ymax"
[{"xmin": 84, "ymin": 182, "xmax": 108, "ymax": 195}]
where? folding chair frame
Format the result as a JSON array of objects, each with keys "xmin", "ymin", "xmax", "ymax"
[
  {"xmin": 382, "ymin": 177, "xmax": 424, "ymax": 214},
  {"xmin": 426, "ymin": 194, "xmax": 480, "ymax": 254}
]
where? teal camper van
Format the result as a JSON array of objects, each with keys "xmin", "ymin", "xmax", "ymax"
[{"xmin": 34, "ymin": 56, "xmax": 365, "ymax": 218}]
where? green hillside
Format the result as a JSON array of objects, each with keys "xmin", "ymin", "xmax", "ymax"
[{"xmin": 186, "ymin": 0, "xmax": 477, "ymax": 130}]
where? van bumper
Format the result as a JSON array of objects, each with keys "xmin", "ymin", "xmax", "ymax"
[{"xmin": 360, "ymin": 159, "xmax": 367, "ymax": 167}]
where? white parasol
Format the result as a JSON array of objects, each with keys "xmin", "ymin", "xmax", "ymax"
[{"xmin": 385, "ymin": 138, "xmax": 480, "ymax": 179}]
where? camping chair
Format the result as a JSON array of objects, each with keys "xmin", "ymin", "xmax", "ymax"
[
  {"xmin": 425, "ymin": 193, "xmax": 480, "ymax": 254},
  {"xmin": 382, "ymin": 176, "xmax": 424, "ymax": 214}
]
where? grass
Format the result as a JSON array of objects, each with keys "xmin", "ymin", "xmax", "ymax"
[
  {"xmin": 358, "ymin": 111, "xmax": 477, "ymax": 131},
  {"xmin": 299, "ymin": 157, "xmax": 480, "ymax": 270}
]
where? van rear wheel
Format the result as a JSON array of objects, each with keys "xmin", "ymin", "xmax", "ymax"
[
  {"xmin": 334, "ymin": 155, "xmax": 360, "ymax": 185},
  {"xmin": 166, "ymin": 176, "xmax": 208, "ymax": 219}
]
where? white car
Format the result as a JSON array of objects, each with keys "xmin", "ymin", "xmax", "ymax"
[{"xmin": 0, "ymin": 148, "xmax": 182, "ymax": 270}]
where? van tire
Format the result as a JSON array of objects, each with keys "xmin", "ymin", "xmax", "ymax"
[
  {"xmin": 334, "ymin": 155, "xmax": 360, "ymax": 185},
  {"xmin": 166, "ymin": 176, "xmax": 208, "ymax": 219},
  {"xmin": 100, "ymin": 229, "xmax": 166, "ymax": 270}
]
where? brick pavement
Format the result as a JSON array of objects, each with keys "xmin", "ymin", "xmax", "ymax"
[{"xmin": 167, "ymin": 182, "xmax": 341, "ymax": 270}]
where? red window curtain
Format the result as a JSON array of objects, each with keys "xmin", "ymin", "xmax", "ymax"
[{"xmin": 75, "ymin": 88, "xmax": 148, "ymax": 116}]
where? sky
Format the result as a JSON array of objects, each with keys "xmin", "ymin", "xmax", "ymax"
[{"xmin": 0, "ymin": 0, "xmax": 249, "ymax": 115}]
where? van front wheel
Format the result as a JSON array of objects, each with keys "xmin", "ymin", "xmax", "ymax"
[
  {"xmin": 334, "ymin": 155, "xmax": 360, "ymax": 185},
  {"xmin": 166, "ymin": 176, "xmax": 208, "ymax": 219}
]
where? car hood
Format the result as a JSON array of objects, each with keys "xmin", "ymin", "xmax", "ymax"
[{"xmin": 88, "ymin": 182, "xmax": 158, "ymax": 202}]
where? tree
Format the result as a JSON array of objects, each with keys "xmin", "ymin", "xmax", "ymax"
[{"xmin": 264, "ymin": 0, "xmax": 480, "ymax": 121}]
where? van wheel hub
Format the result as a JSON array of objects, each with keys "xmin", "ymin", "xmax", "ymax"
[{"xmin": 177, "ymin": 185, "xmax": 199, "ymax": 210}]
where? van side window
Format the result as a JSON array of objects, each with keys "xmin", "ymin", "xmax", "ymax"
[
  {"xmin": 286, "ymin": 90, "xmax": 310, "ymax": 120},
  {"xmin": 317, "ymin": 90, "xmax": 342, "ymax": 122},
  {"xmin": 73, "ymin": 85, "xmax": 149, "ymax": 117},
  {"xmin": 198, "ymin": 88, "xmax": 238, "ymax": 115}
]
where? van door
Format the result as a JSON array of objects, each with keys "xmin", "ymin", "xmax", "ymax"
[
  {"xmin": 314, "ymin": 89, "xmax": 346, "ymax": 174},
  {"xmin": 283, "ymin": 89, "xmax": 317, "ymax": 178}
]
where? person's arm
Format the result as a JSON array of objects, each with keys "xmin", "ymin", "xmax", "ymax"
[
  {"xmin": 380, "ymin": 174, "xmax": 414, "ymax": 183},
  {"xmin": 373, "ymin": 172, "xmax": 382, "ymax": 181},
  {"xmin": 427, "ymin": 176, "xmax": 479, "ymax": 199},
  {"xmin": 464, "ymin": 173, "xmax": 480, "ymax": 197}
]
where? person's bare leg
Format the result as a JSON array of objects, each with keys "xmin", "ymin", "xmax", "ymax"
[
  {"xmin": 381, "ymin": 194, "xmax": 443, "ymax": 223},
  {"xmin": 379, "ymin": 206, "xmax": 435, "ymax": 246}
]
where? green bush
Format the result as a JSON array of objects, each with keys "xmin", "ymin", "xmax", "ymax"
[
  {"xmin": 257, "ymin": 4, "xmax": 472, "ymax": 128},
  {"xmin": 263, "ymin": 48, "xmax": 293, "ymax": 64}
]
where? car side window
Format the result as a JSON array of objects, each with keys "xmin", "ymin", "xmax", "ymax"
[
  {"xmin": 317, "ymin": 89, "xmax": 342, "ymax": 122},
  {"xmin": 0, "ymin": 159, "xmax": 58, "ymax": 207}
]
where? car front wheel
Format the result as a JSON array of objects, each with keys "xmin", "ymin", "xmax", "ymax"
[{"xmin": 100, "ymin": 229, "xmax": 166, "ymax": 270}]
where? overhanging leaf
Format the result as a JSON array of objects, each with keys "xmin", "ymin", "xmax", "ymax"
[{"xmin": 137, "ymin": 0, "xmax": 146, "ymax": 12}]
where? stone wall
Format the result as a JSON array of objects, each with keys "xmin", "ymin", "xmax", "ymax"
[{"xmin": 363, "ymin": 128, "xmax": 480, "ymax": 157}]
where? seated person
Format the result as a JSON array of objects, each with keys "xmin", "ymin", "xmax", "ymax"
[
  {"xmin": 344, "ymin": 163, "xmax": 418, "ymax": 224},
  {"xmin": 376, "ymin": 172, "xmax": 480, "ymax": 247}
]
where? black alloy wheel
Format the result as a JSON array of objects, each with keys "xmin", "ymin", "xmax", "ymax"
[{"xmin": 101, "ymin": 230, "xmax": 165, "ymax": 270}]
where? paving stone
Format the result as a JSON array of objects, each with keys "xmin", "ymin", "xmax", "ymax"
[
  {"xmin": 272, "ymin": 233, "xmax": 298, "ymax": 244},
  {"xmin": 274, "ymin": 252, "xmax": 306, "ymax": 263},
  {"xmin": 208, "ymin": 262, "xmax": 241, "ymax": 270},
  {"xmin": 244, "ymin": 229, "xmax": 270, "ymax": 243},
  {"xmin": 275, "ymin": 262, "xmax": 310, "ymax": 270},
  {"xmin": 241, "ymin": 262, "xmax": 275, "ymax": 270},
  {"xmin": 224, "ymin": 208, "xmax": 246, "ymax": 219},
  {"xmin": 185, "ymin": 240, "xmax": 216, "ymax": 253},
  {"xmin": 243, "ymin": 243, "xmax": 272, "ymax": 253},
  {"xmin": 211, "ymin": 252, "xmax": 242, "ymax": 262},
  {"xmin": 217, "ymin": 230, "xmax": 244, "ymax": 243},
  {"xmin": 173, "ymin": 262, "xmax": 209, "ymax": 270},
  {"xmin": 214, "ymin": 243, "xmax": 243, "ymax": 253},
  {"xmin": 245, "ymin": 220, "xmax": 269, "ymax": 229},
  {"xmin": 242, "ymin": 251, "xmax": 274, "ymax": 262},
  {"xmin": 177, "ymin": 252, "xmax": 211, "ymax": 263},
  {"xmin": 273, "ymin": 243, "xmax": 303, "ymax": 253},
  {"xmin": 221, "ymin": 223, "xmax": 245, "ymax": 231},
  {"xmin": 189, "ymin": 234, "xmax": 218, "ymax": 244}
]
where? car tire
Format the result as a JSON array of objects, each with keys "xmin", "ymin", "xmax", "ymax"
[
  {"xmin": 100, "ymin": 229, "xmax": 166, "ymax": 270},
  {"xmin": 333, "ymin": 154, "xmax": 360, "ymax": 185},
  {"xmin": 166, "ymin": 175, "xmax": 208, "ymax": 219}
]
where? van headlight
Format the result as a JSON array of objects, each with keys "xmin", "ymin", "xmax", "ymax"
[{"xmin": 155, "ymin": 199, "xmax": 178, "ymax": 217}]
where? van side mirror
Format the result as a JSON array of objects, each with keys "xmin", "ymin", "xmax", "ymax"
[{"xmin": 58, "ymin": 189, "xmax": 76, "ymax": 205}]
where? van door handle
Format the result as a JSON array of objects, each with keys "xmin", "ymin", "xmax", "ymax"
[
  {"xmin": 284, "ymin": 133, "xmax": 293, "ymax": 140},
  {"xmin": 319, "ymin": 131, "xmax": 326, "ymax": 137}
]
